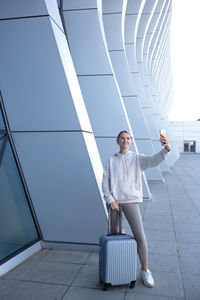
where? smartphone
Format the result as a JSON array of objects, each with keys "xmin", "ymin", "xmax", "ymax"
[{"xmin": 159, "ymin": 129, "xmax": 167, "ymax": 145}]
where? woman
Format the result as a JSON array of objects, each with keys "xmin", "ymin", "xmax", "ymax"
[{"xmin": 102, "ymin": 130, "xmax": 170, "ymax": 288}]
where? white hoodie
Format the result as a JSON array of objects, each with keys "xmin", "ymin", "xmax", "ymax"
[{"xmin": 102, "ymin": 148, "xmax": 168, "ymax": 204}]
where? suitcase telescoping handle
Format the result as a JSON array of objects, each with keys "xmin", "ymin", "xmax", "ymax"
[{"xmin": 108, "ymin": 205, "xmax": 122, "ymax": 235}]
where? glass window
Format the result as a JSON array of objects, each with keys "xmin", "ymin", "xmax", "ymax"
[
  {"xmin": 190, "ymin": 141, "xmax": 196, "ymax": 152},
  {"xmin": 0, "ymin": 130, "xmax": 6, "ymax": 140},
  {"xmin": 184, "ymin": 142, "xmax": 189, "ymax": 152},
  {"xmin": 0, "ymin": 116, "xmax": 5, "ymax": 130},
  {"xmin": 184, "ymin": 140, "xmax": 196, "ymax": 153},
  {"xmin": 0, "ymin": 110, "xmax": 6, "ymax": 139},
  {"xmin": 0, "ymin": 108, "xmax": 39, "ymax": 264}
]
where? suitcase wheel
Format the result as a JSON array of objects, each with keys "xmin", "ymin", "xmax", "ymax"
[
  {"xmin": 130, "ymin": 280, "xmax": 136, "ymax": 288},
  {"xmin": 103, "ymin": 283, "xmax": 108, "ymax": 291},
  {"xmin": 99, "ymin": 279, "xmax": 109, "ymax": 291}
]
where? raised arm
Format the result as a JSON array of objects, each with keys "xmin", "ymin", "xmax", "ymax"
[
  {"xmin": 139, "ymin": 146, "xmax": 169, "ymax": 172},
  {"xmin": 139, "ymin": 132, "xmax": 171, "ymax": 172}
]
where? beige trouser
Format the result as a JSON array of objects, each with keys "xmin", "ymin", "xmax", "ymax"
[{"xmin": 109, "ymin": 202, "xmax": 148, "ymax": 267}]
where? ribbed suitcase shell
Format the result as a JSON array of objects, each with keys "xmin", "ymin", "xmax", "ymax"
[{"xmin": 99, "ymin": 234, "xmax": 137, "ymax": 286}]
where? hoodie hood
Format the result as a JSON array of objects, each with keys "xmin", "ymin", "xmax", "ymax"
[{"xmin": 113, "ymin": 151, "xmax": 135, "ymax": 157}]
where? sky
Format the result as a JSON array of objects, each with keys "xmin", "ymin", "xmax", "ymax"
[{"xmin": 168, "ymin": 0, "xmax": 200, "ymax": 121}]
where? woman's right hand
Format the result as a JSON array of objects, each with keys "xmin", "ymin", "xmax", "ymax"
[{"xmin": 110, "ymin": 201, "xmax": 120, "ymax": 211}]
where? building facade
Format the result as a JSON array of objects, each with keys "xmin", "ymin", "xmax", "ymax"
[
  {"xmin": 171, "ymin": 121, "xmax": 200, "ymax": 153},
  {"xmin": 0, "ymin": 0, "xmax": 178, "ymax": 275}
]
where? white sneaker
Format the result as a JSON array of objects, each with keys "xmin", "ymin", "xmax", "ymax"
[{"xmin": 140, "ymin": 269, "xmax": 154, "ymax": 288}]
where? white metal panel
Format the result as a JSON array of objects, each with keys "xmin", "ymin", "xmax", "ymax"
[
  {"xmin": 103, "ymin": 14, "xmax": 124, "ymax": 50},
  {"xmin": 0, "ymin": 17, "xmax": 82, "ymax": 131},
  {"xmin": 125, "ymin": 44, "xmax": 138, "ymax": 72},
  {"xmin": 63, "ymin": 0, "xmax": 97, "ymax": 10},
  {"xmin": 49, "ymin": 18, "xmax": 93, "ymax": 132},
  {"xmin": 109, "ymin": 52, "xmax": 137, "ymax": 96},
  {"xmin": 124, "ymin": 14, "xmax": 138, "ymax": 44},
  {"xmin": 63, "ymin": 10, "xmax": 112, "ymax": 75},
  {"xmin": 142, "ymin": 0, "xmax": 158, "ymax": 14},
  {"xmin": 78, "ymin": 75, "xmax": 130, "ymax": 136},
  {"xmin": 137, "ymin": 14, "xmax": 149, "ymax": 38},
  {"xmin": 12, "ymin": 131, "xmax": 107, "ymax": 244},
  {"xmin": 155, "ymin": 0, "xmax": 167, "ymax": 13},
  {"xmin": 123, "ymin": 97, "xmax": 150, "ymax": 139},
  {"xmin": 102, "ymin": 0, "xmax": 124, "ymax": 14},
  {"xmin": 126, "ymin": 0, "xmax": 142, "ymax": 14},
  {"xmin": 0, "ymin": 0, "xmax": 47, "ymax": 19}
]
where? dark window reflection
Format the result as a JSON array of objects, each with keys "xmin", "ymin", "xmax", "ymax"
[
  {"xmin": 57, "ymin": 0, "xmax": 60, "ymax": 8},
  {"xmin": 184, "ymin": 141, "xmax": 196, "ymax": 153},
  {"xmin": 190, "ymin": 141, "xmax": 196, "ymax": 152},
  {"xmin": 184, "ymin": 142, "xmax": 189, "ymax": 152},
  {"xmin": 0, "ymin": 107, "xmax": 38, "ymax": 264},
  {"xmin": 0, "ymin": 116, "xmax": 5, "ymax": 130}
]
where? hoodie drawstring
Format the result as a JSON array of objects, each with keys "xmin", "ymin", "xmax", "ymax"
[{"xmin": 121, "ymin": 155, "xmax": 128, "ymax": 175}]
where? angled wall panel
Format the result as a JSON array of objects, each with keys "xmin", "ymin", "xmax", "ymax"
[
  {"xmin": 124, "ymin": 0, "xmax": 166, "ymax": 179},
  {"xmin": 62, "ymin": 3, "xmax": 138, "ymax": 181},
  {"xmin": 0, "ymin": 0, "xmax": 48, "ymax": 19},
  {"xmin": 104, "ymin": 0, "xmax": 166, "ymax": 181},
  {"xmin": 0, "ymin": 0, "xmax": 108, "ymax": 245},
  {"xmin": 12, "ymin": 131, "xmax": 106, "ymax": 243},
  {"xmin": 135, "ymin": 0, "xmax": 170, "ymax": 172},
  {"xmin": 101, "ymin": 1, "xmax": 151, "ymax": 196},
  {"xmin": 0, "ymin": 17, "xmax": 82, "ymax": 131}
]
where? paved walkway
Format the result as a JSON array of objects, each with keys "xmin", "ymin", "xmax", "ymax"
[{"xmin": 1, "ymin": 154, "xmax": 200, "ymax": 300}]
